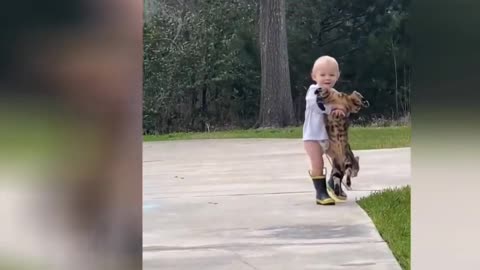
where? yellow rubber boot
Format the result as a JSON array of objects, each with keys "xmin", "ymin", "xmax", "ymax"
[{"xmin": 310, "ymin": 171, "xmax": 335, "ymax": 206}]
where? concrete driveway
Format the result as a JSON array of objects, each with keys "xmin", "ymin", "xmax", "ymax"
[{"xmin": 143, "ymin": 139, "xmax": 410, "ymax": 270}]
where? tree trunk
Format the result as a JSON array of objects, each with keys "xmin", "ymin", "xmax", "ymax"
[
  {"xmin": 403, "ymin": 64, "xmax": 407, "ymax": 116},
  {"xmin": 391, "ymin": 37, "xmax": 399, "ymax": 118},
  {"xmin": 257, "ymin": 0, "xmax": 295, "ymax": 128}
]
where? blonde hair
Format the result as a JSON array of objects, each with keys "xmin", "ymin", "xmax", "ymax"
[{"xmin": 311, "ymin": 55, "xmax": 340, "ymax": 75}]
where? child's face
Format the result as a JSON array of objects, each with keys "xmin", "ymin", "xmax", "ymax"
[{"xmin": 312, "ymin": 63, "xmax": 339, "ymax": 89}]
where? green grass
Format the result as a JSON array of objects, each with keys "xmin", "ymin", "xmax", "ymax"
[
  {"xmin": 357, "ymin": 186, "xmax": 411, "ymax": 270},
  {"xmin": 144, "ymin": 126, "xmax": 410, "ymax": 150}
]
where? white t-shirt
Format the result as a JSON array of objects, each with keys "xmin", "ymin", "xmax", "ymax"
[{"xmin": 302, "ymin": 84, "xmax": 332, "ymax": 141}]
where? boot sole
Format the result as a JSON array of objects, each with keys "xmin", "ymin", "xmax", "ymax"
[
  {"xmin": 316, "ymin": 198, "xmax": 335, "ymax": 205},
  {"xmin": 326, "ymin": 184, "xmax": 347, "ymax": 203}
]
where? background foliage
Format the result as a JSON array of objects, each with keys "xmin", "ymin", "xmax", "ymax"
[{"xmin": 144, "ymin": 0, "xmax": 411, "ymax": 134}]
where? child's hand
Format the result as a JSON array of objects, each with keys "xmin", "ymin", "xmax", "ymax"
[{"xmin": 331, "ymin": 109, "xmax": 345, "ymax": 118}]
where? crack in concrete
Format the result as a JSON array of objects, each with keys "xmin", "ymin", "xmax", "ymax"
[
  {"xmin": 149, "ymin": 189, "xmax": 381, "ymax": 199},
  {"xmin": 143, "ymin": 240, "xmax": 386, "ymax": 252},
  {"xmin": 180, "ymin": 191, "xmax": 312, "ymax": 198},
  {"xmin": 229, "ymin": 250, "xmax": 260, "ymax": 270}
]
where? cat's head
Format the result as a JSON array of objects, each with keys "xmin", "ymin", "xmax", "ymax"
[{"xmin": 346, "ymin": 156, "xmax": 360, "ymax": 177}]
